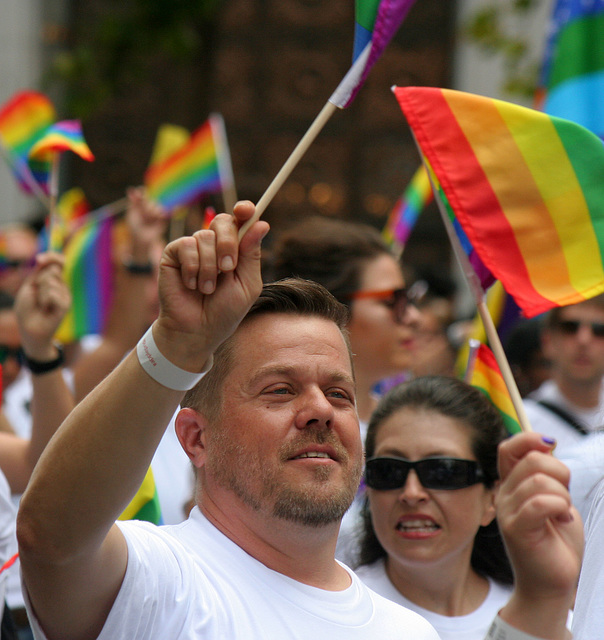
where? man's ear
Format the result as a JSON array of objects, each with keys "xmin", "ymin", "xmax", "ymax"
[{"xmin": 175, "ymin": 407, "xmax": 208, "ymax": 468}]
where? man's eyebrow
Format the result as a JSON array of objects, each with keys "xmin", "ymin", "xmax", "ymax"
[{"xmin": 247, "ymin": 365, "xmax": 355, "ymax": 388}]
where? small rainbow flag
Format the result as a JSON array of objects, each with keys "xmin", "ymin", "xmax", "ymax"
[
  {"xmin": 330, "ymin": 0, "xmax": 418, "ymax": 108},
  {"xmin": 394, "ymin": 86, "xmax": 604, "ymax": 318},
  {"xmin": 55, "ymin": 216, "xmax": 113, "ymax": 344},
  {"xmin": 118, "ymin": 467, "xmax": 162, "ymax": 524},
  {"xmin": 49, "ymin": 187, "xmax": 91, "ymax": 251},
  {"xmin": 28, "ymin": 119, "xmax": 95, "ymax": 163},
  {"xmin": 466, "ymin": 341, "xmax": 522, "ymax": 435},
  {"xmin": 145, "ymin": 117, "xmax": 223, "ymax": 210},
  {"xmin": 382, "ymin": 164, "xmax": 433, "ymax": 250},
  {"xmin": 536, "ymin": 0, "xmax": 604, "ymax": 141},
  {"xmin": 0, "ymin": 90, "xmax": 56, "ymax": 194}
]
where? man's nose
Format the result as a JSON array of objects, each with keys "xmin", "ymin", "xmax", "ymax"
[{"xmin": 294, "ymin": 388, "xmax": 335, "ymax": 430}]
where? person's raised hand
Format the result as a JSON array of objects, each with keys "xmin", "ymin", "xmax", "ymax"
[
  {"xmin": 15, "ymin": 252, "xmax": 71, "ymax": 361},
  {"xmin": 496, "ymin": 432, "xmax": 583, "ymax": 638},
  {"xmin": 154, "ymin": 200, "xmax": 269, "ymax": 372}
]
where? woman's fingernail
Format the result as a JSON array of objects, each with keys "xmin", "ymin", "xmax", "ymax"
[
  {"xmin": 541, "ymin": 436, "xmax": 557, "ymax": 446},
  {"xmin": 221, "ymin": 256, "xmax": 234, "ymax": 271}
]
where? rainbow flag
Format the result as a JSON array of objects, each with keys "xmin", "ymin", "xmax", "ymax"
[
  {"xmin": 394, "ymin": 86, "xmax": 604, "ymax": 318},
  {"xmin": 55, "ymin": 216, "xmax": 113, "ymax": 343},
  {"xmin": 466, "ymin": 342, "xmax": 522, "ymax": 434},
  {"xmin": 118, "ymin": 467, "xmax": 162, "ymax": 524},
  {"xmin": 454, "ymin": 281, "xmax": 523, "ymax": 377},
  {"xmin": 423, "ymin": 159, "xmax": 496, "ymax": 293},
  {"xmin": 330, "ymin": 0, "xmax": 418, "ymax": 108},
  {"xmin": 536, "ymin": 0, "xmax": 604, "ymax": 141},
  {"xmin": 145, "ymin": 117, "xmax": 222, "ymax": 210},
  {"xmin": 28, "ymin": 119, "xmax": 95, "ymax": 163},
  {"xmin": 0, "ymin": 90, "xmax": 56, "ymax": 194},
  {"xmin": 382, "ymin": 164, "xmax": 433, "ymax": 250},
  {"xmin": 50, "ymin": 187, "xmax": 91, "ymax": 251},
  {"xmin": 149, "ymin": 123, "xmax": 190, "ymax": 166}
]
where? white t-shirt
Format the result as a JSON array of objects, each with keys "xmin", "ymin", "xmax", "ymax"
[
  {"xmin": 0, "ymin": 467, "xmax": 16, "ymax": 619},
  {"xmin": 355, "ymin": 558, "xmax": 512, "ymax": 640},
  {"xmin": 559, "ymin": 432, "xmax": 604, "ymax": 524},
  {"xmin": 572, "ymin": 476, "xmax": 604, "ymax": 640},
  {"xmin": 335, "ymin": 418, "xmax": 368, "ymax": 566},
  {"xmin": 523, "ymin": 380, "xmax": 604, "ymax": 456},
  {"xmin": 25, "ymin": 507, "xmax": 440, "ymax": 640}
]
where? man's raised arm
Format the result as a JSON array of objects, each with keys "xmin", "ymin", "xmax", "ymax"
[{"xmin": 17, "ymin": 202, "xmax": 269, "ymax": 640}]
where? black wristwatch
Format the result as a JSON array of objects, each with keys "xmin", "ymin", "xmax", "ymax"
[
  {"xmin": 123, "ymin": 258, "xmax": 153, "ymax": 275},
  {"xmin": 23, "ymin": 345, "xmax": 65, "ymax": 375}
]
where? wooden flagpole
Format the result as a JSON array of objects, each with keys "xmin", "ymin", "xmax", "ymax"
[
  {"xmin": 236, "ymin": 43, "xmax": 374, "ymax": 239},
  {"xmin": 237, "ymin": 101, "xmax": 337, "ymax": 239}
]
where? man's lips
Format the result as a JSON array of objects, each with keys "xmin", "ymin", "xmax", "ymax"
[{"xmin": 289, "ymin": 446, "xmax": 338, "ymax": 461}]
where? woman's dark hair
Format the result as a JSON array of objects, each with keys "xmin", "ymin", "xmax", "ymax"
[
  {"xmin": 357, "ymin": 375, "xmax": 513, "ymax": 586},
  {"xmin": 269, "ymin": 216, "xmax": 393, "ymax": 307}
]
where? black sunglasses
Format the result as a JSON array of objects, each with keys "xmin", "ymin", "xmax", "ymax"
[
  {"xmin": 555, "ymin": 319, "xmax": 604, "ymax": 338},
  {"xmin": 365, "ymin": 456, "xmax": 485, "ymax": 491},
  {"xmin": 348, "ymin": 288, "xmax": 409, "ymax": 324}
]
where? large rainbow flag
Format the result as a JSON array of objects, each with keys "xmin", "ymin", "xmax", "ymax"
[
  {"xmin": 382, "ymin": 164, "xmax": 433, "ymax": 250},
  {"xmin": 394, "ymin": 86, "xmax": 604, "ymax": 318},
  {"xmin": 0, "ymin": 90, "xmax": 56, "ymax": 194},
  {"xmin": 536, "ymin": 0, "xmax": 604, "ymax": 140},
  {"xmin": 466, "ymin": 341, "xmax": 522, "ymax": 435},
  {"xmin": 330, "ymin": 0, "xmax": 418, "ymax": 108},
  {"xmin": 144, "ymin": 116, "xmax": 224, "ymax": 210},
  {"xmin": 55, "ymin": 216, "xmax": 113, "ymax": 344}
]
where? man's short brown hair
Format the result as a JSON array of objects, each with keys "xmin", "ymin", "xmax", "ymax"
[{"xmin": 181, "ymin": 278, "xmax": 352, "ymax": 421}]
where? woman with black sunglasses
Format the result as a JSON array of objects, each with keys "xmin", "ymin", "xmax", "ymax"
[{"xmin": 354, "ymin": 376, "xmax": 514, "ymax": 640}]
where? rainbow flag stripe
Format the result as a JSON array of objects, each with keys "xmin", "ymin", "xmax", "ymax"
[
  {"xmin": 331, "ymin": 0, "xmax": 418, "ymax": 108},
  {"xmin": 537, "ymin": 0, "xmax": 604, "ymax": 140},
  {"xmin": 395, "ymin": 86, "xmax": 604, "ymax": 318},
  {"xmin": 28, "ymin": 120, "xmax": 95, "ymax": 162},
  {"xmin": 118, "ymin": 467, "xmax": 162, "ymax": 524},
  {"xmin": 467, "ymin": 342, "xmax": 522, "ymax": 435},
  {"xmin": 55, "ymin": 217, "xmax": 113, "ymax": 343},
  {"xmin": 383, "ymin": 164, "xmax": 433, "ymax": 249},
  {"xmin": 0, "ymin": 91, "xmax": 56, "ymax": 193},
  {"xmin": 145, "ymin": 118, "xmax": 222, "ymax": 210}
]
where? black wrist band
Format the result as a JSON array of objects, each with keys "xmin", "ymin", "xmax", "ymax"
[
  {"xmin": 23, "ymin": 345, "xmax": 65, "ymax": 375},
  {"xmin": 123, "ymin": 259, "xmax": 153, "ymax": 275}
]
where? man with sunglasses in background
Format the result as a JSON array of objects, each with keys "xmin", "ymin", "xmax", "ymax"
[
  {"xmin": 18, "ymin": 204, "xmax": 581, "ymax": 640},
  {"xmin": 523, "ymin": 294, "xmax": 604, "ymax": 456}
]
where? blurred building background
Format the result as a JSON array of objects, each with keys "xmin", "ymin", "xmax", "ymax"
[{"xmin": 0, "ymin": 0, "xmax": 553, "ymax": 278}]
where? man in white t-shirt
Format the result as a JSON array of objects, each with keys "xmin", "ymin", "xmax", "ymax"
[
  {"xmin": 17, "ymin": 203, "xmax": 581, "ymax": 640},
  {"xmin": 524, "ymin": 295, "xmax": 604, "ymax": 454}
]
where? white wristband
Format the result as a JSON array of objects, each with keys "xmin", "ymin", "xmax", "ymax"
[
  {"xmin": 486, "ymin": 615, "xmax": 565, "ymax": 640},
  {"xmin": 136, "ymin": 326, "xmax": 213, "ymax": 391}
]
